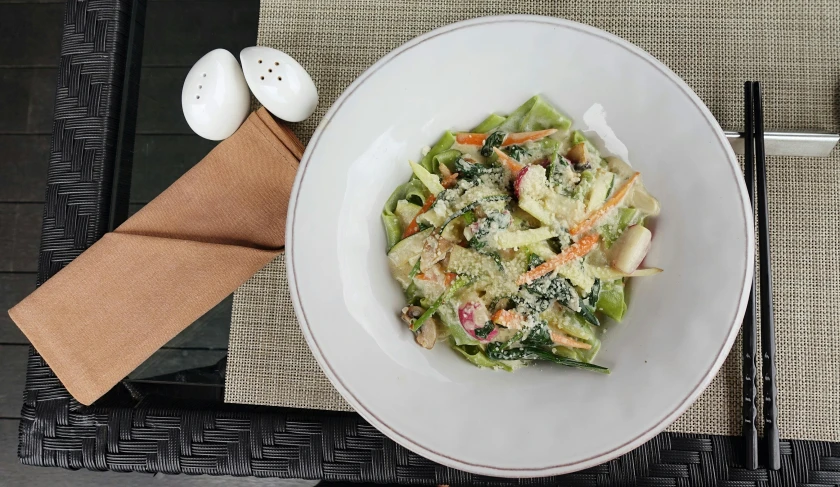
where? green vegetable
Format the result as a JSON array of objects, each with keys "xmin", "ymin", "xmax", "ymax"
[
  {"xmin": 542, "ymin": 305, "xmax": 595, "ymax": 342},
  {"xmin": 576, "ymin": 336, "xmax": 602, "ymax": 363},
  {"xmin": 479, "ymin": 131, "xmax": 506, "ymax": 157},
  {"xmin": 432, "ymin": 149, "xmax": 462, "ymax": 174},
  {"xmin": 522, "ymin": 321, "xmax": 552, "ymax": 346},
  {"xmin": 572, "ymin": 170, "xmax": 595, "ymax": 200},
  {"xmin": 454, "ymin": 157, "xmax": 503, "ymax": 180},
  {"xmin": 411, "ymin": 275, "xmax": 473, "ymax": 331},
  {"xmin": 597, "ymin": 279, "xmax": 627, "ymax": 321},
  {"xmin": 525, "ymin": 273, "xmax": 579, "ymax": 312},
  {"xmin": 550, "ymin": 345, "xmax": 583, "ymax": 361},
  {"xmin": 467, "ymin": 236, "xmax": 503, "ymax": 270},
  {"xmin": 381, "ymin": 179, "xmax": 427, "ymax": 250},
  {"xmin": 466, "ymin": 211, "xmax": 511, "ymax": 247},
  {"xmin": 387, "ymin": 228, "xmax": 433, "ymax": 287},
  {"xmin": 569, "ymin": 130, "xmax": 603, "ymax": 168},
  {"xmin": 523, "ymin": 261, "xmax": 599, "ymax": 326},
  {"xmin": 454, "ymin": 344, "xmax": 513, "ymax": 370},
  {"xmin": 546, "ymin": 155, "xmax": 571, "ymax": 189},
  {"xmin": 530, "ymin": 347, "xmax": 608, "ymax": 373},
  {"xmin": 473, "ymin": 322, "xmax": 496, "ymax": 339},
  {"xmin": 546, "ymin": 236, "xmax": 565, "ymax": 254},
  {"xmin": 404, "ymin": 179, "xmax": 428, "ymax": 206},
  {"xmin": 537, "ymin": 136, "xmax": 561, "ymax": 154},
  {"xmin": 527, "ymin": 253, "xmax": 543, "ymax": 270},
  {"xmin": 586, "ymin": 278, "xmax": 601, "ymax": 308},
  {"xmin": 601, "ymin": 207, "xmax": 641, "ymax": 246},
  {"xmin": 439, "ymin": 195, "xmax": 510, "ymax": 233},
  {"xmin": 504, "ymin": 145, "xmax": 528, "ymax": 161},
  {"xmin": 471, "ymin": 113, "xmax": 506, "ymax": 133},
  {"xmin": 577, "ymin": 303, "xmax": 600, "ymax": 327},
  {"xmin": 462, "ymin": 210, "xmax": 476, "ymax": 225},
  {"xmin": 404, "ymin": 281, "xmax": 422, "ymax": 305},
  {"xmin": 419, "ymin": 131, "xmax": 456, "ymax": 173},
  {"xmin": 437, "ymin": 303, "xmax": 477, "ymax": 346},
  {"xmin": 382, "ymin": 215, "xmax": 402, "ymax": 250},
  {"xmin": 410, "ymin": 161, "xmax": 445, "ymax": 195},
  {"xmin": 570, "ymin": 130, "xmax": 588, "ymax": 146},
  {"xmin": 394, "ymin": 199, "xmax": 422, "ymax": 229},
  {"xmin": 408, "ymin": 259, "xmax": 421, "ymax": 280},
  {"xmin": 485, "ymin": 344, "xmax": 609, "ymax": 373},
  {"xmin": 586, "ymin": 173, "xmax": 613, "ymax": 212},
  {"xmin": 499, "ymin": 95, "xmax": 572, "ymax": 132},
  {"xmin": 520, "ymin": 98, "xmax": 573, "ymax": 132}
]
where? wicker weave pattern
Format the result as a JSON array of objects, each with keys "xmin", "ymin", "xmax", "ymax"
[
  {"xmin": 19, "ymin": 347, "xmax": 840, "ymax": 485},
  {"xmin": 37, "ymin": 0, "xmax": 137, "ymax": 285},
  {"xmin": 18, "ymin": 0, "xmax": 840, "ymax": 484}
]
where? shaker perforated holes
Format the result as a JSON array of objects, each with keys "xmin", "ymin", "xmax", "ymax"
[
  {"xmin": 240, "ymin": 46, "xmax": 318, "ymax": 122},
  {"xmin": 182, "ymin": 48, "xmax": 250, "ymax": 140}
]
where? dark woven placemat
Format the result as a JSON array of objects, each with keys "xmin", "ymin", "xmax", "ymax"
[
  {"xmin": 17, "ymin": 0, "xmax": 840, "ymax": 484},
  {"xmin": 20, "ymin": 347, "xmax": 840, "ymax": 485}
]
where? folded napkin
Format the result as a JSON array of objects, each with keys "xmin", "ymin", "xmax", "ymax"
[{"xmin": 9, "ymin": 108, "xmax": 303, "ymax": 405}]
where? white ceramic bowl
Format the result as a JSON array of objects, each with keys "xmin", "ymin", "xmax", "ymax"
[{"xmin": 287, "ymin": 15, "xmax": 753, "ymax": 477}]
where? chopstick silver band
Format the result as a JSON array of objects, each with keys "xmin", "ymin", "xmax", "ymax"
[{"xmin": 726, "ymin": 131, "xmax": 839, "ymax": 157}]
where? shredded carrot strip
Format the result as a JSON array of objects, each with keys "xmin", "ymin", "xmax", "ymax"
[
  {"xmin": 455, "ymin": 129, "xmax": 557, "ymax": 147},
  {"xmin": 491, "ymin": 309, "xmax": 523, "ymax": 329},
  {"xmin": 502, "ymin": 129, "xmax": 557, "ymax": 146},
  {"xmin": 401, "ymin": 194, "xmax": 436, "ymax": 239},
  {"xmin": 493, "ymin": 147, "xmax": 524, "ymax": 174},
  {"xmin": 455, "ymin": 133, "xmax": 487, "ymax": 145},
  {"xmin": 569, "ymin": 173, "xmax": 640, "ymax": 236},
  {"xmin": 444, "ymin": 272, "xmax": 457, "ymax": 286},
  {"xmin": 550, "ymin": 331, "xmax": 592, "ymax": 350},
  {"xmin": 516, "ymin": 233, "xmax": 600, "ymax": 285},
  {"xmin": 455, "ymin": 129, "xmax": 557, "ymax": 148}
]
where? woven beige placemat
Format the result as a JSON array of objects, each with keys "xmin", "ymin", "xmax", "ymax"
[{"xmin": 225, "ymin": 0, "xmax": 840, "ymax": 441}]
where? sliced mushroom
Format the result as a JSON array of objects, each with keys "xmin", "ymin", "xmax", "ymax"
[
  {"xmin": 420, "ymin": 234, "xmax": 454, "ymax": 271},
  {"xmin": 566, "ymin": 142, "xmax": 587, "ymax": 165},
  {"xmin": 400, "ymin": 306, "xmax": 424, "ymax": 326},
  {"xmin": 414, "ymin": 317, "xmax": 438, "ymax": 349}
]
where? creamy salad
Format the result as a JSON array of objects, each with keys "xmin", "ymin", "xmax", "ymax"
[{"xmin": 381, "ymin": 96, "xmax": 661, "ymax": 373}]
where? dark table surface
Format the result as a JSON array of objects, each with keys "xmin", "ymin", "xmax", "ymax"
[
  {"xmin": 0, "ymin": 0, "xmax": 296, "ymax": 485},
  {"xmin": 122, "ymin": 0, "xmax": 260, "ymax": 384}
]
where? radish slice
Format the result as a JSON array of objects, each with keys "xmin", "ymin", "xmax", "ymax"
[
  {"xmin": 513, "ymin": 165, "xmax": 531, "ymax": 198},
  {"xmin": 458, "ymin": 301, "xmax": 498, "ymax": 341},
  {"xmin": 609, "ymin": 225, "xmax": 651, "ymax": 274}
]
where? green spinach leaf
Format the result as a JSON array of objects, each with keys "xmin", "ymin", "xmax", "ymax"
[
  {"xmin": 480, "ymin": 131, "xmax": 506, "ymax": 157},
  {"xmin": 504, "ymin": 144, "xmax": 528, "ymax": 161},
  {"xmin": 522, "ymin": 321, "xmax": 552, "ymax": 346},
  {"xmin": 473, "ymin": 322, "xmax": 496, "ymax": 339}
]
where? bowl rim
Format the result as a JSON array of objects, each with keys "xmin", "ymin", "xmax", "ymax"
[{"xmin": 286, "ymin": 14, "xmax": 754, "ymax": 477}]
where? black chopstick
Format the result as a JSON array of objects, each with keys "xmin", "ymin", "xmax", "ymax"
[
  {"xmin": 753, "ymin": 81, "xmax": 780, "ymax": 470},
  {"xmin": 742, "ymin": 81, "xmax": 759, "ymax": 470}
]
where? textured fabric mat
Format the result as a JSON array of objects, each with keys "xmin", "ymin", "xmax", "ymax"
[{"xmin": 226, "ymin": 0, "xmax": 840, "ymax": 441}]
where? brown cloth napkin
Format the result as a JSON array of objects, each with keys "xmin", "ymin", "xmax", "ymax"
[{"xmin": 8, "ymin": 108, "xmax": 302, "ymax": 406}]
